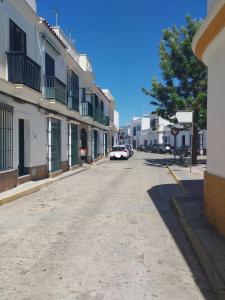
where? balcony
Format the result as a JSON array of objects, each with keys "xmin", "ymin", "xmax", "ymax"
[
  {"xmin": 7, "ymin": 52, "xmax": 41, "ymax": 91},
  {"xmin": 80, "ymin": 102, "xmax": 93, "ymax": 118},
  {"xmin": 103, "ymin": 116, "xmax": 110, "ymax": 126},
  {"xmin": 94, "ymin": 111, "xmax": 104, "ymax": 124},
  {"xmin": 44, "ymin": 76, "xmax": 67, "ymax": 104}
]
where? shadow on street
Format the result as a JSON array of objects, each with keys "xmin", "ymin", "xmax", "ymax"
[{"xmin": 147, "ymin": 179, "xmax": 216, "ymax": 300}]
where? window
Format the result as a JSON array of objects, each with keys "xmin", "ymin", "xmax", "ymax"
[
  {"xmin": 9, "ymin": 19, "xmax": 26, "ymax": 54},
  {"xmin": 82, "ymin": 88, "xmax": 86, "ymax": 102},
  {"xmin": 133, "ymin": 127, "xmax": 136, "ymax": 136},
  {"xmin": 45, "ymin": 53, "xmax": 55, "ymax": 77},
  {"xmin": 100, "ymin": 101, "xmax": 104, "ymax": 116},
  {"xmin": 182, "ymin": 135, "xmax": 186, "ymax": 146},
  {"xmin": 164, "ymin": 136, "xmax": 170, "ymax": 145},
  {"xmin": 151, "ymin": 119, "xmax": 158, "ymax": 131},
  {"xmin": 67, "ymin": 70, "xmax": 79, "ymax": 111},
  {"xmin": 136, "ymin": 125, "xmax": 141, "ymax": 131},
  {"xmin": 0, "ymin": 104, "xmax": 13, "ymax": 171}
]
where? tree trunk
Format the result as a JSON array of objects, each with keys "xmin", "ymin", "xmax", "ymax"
[{"xmin": 192, "ymin": 125, "xmax": 198, "ymax": 165}]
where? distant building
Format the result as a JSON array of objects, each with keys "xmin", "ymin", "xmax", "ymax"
[
  {"xmin": 119, "ymin": 125, "xmax": 132, "ymax": 145},
  {"xmin": 119, "ymin": 112, "xmax": 207, "ymax": 154},
  {"xmin": 192, "ymin": 0, "xmax": 225, "ymax": 236}
]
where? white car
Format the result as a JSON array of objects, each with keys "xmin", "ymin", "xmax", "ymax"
[{"xmin": 110, "ymin": 145, "xmax": 129, "ymax": 160}]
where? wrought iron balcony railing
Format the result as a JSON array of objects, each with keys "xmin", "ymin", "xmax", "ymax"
[
  {"xmin": 7, "ymin": 52, "xmax": 41, "ymax": 91},
  {"xmin": 103, "ymin": 116, "xmax": 110, "ymax": 126},
  {"xmin": 44, "ymin": 76, "xmax": 67, "ymax": 104},
  {"xmin": 80, "ymin": 102, "xmax": 93, "ymax": 118},
  {"xmin": 94, "ymin": 111, "xmax": 104, "ymax": 124}
]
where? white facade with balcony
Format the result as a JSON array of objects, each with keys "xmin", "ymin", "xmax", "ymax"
[{"xmin": 0, "ymin": 0, "xmax": 119, "ymax": 192}]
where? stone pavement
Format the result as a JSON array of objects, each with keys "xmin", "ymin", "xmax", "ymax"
[
  {"xmin": 168, "ymin": 163, "xmax": 225, "ymax": 298},
  {"xmin": 0, "ymin": 152, "xmax": 215, "ymax": 300},
  {"xmin": 0, "ymin": 158, "xmax": 109, "ymax": 206}
]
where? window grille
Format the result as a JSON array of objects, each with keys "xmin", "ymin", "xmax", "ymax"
[
  {"xmin": 0, "ymin": 104, "xmax": 13, "ymax": 171},
  {"xmin": 67, "ymin": 70, "xmax": 79, "ymax": 111}
]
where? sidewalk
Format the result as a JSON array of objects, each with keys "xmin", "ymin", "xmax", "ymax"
[
  {"xmin": 0, "ymin": 157, "xmax": 109, "ymax": 206},
  {"xmin": 168, "ymin": 163, "xmax": 225, "ymax": 299}
]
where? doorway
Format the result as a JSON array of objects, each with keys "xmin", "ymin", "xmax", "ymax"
[
  {"xmin": 18, "ymin": 119, "xmax": 25, "ymax": 176},
  {"xmin": 93, "ymin": 130, "xmax": 98, "ymax": 159}
]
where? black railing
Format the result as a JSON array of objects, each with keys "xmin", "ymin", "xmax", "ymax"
[
  {"xmin": 67, "ymin": 95, "xmax": 79, "ymax": 112},
  {"xmin": 7, "ymin": 52, "xmax": 41, "ymax": 91},
  {"xmin": 80, "ymin": 102, "xmax": 93, "ymax": 118},
  {"xmin": 103, "ymin": 116, "xmax": 110, "ymax": 126},
  {"xmin": 44, "ymin": 76, "xmax": 67, "ymax": 104},
  {"xmin": 93, "ymin": 110, "xmax": 104, "ymax": 124}
]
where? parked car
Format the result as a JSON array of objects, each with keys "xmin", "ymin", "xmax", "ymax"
[
  {"xmin": 152, "ymin": 144, "xmax": 161, "ymax": 153},
  {"xmin": 126, "ymin": 144, "xmax": 134, "ymax": 156},
  {"xmin": 158, "ymin": 144, "xmax": 173, "ymax": 154},
  {"xmin": 146, "ymin": 144, "xmax": 154, "ymax": 152},
  {"xmin": 110, "ymin": 145, "xmax": 129, "ymax": 160},
  {"xmin": 164, "ymin": 144, "xmax": 173, "ymax": 154},
  {"xmin": 137, "ymin": 145, "xmax": 147, "ymax": 152}
]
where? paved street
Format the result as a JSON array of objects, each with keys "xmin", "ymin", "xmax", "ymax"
[{"xmin": 0, "ymin": 152, "xmax": 215, "ymax": 300}]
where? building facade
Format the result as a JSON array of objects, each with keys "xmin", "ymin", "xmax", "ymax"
[
  {"xmin": 119, "ymin": 112, "xmax": 207, "ymax": 154},
  {"xmin": 0, "ymin": 0, "xmax": 118, "ymax": 192},
  {"xmin": 192, "ymin": 0, "xmax": 225, "ymax": 236}
]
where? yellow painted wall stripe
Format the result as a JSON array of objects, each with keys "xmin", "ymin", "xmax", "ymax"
[{"xmin": 195, "ymin": 4, "xmax": 225, "ymax": 61}]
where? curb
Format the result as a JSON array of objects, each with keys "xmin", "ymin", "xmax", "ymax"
[
  {"xmin": 0, "ymin": 165, "xmax": 91, "ymax": 207},
  {"xmin": 171, "ymin": 197, "xmax": 225, "ymax": 300},
  {"xmin": 0, "ymin": 182, "xmax": 50, "ymax": 207},
  {"xmin": 167, "ymin": 165, "xmax": 186, "ymax": 193},
  {"xmin": 168, "ymin": 164, "xmax": 225, "ymax": 299}
]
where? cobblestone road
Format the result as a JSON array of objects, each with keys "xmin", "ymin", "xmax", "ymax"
[{"xmin": 0, "ymin": 152, "xmax": 215, "ymax": 300}]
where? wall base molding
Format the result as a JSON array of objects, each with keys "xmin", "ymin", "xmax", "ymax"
[{"xmin": 204, "ymin": 171, "xmax": 225, "ymax": 237}]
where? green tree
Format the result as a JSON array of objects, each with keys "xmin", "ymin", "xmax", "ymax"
[{"xmin": 143, "ymin": 16, "xmax": 207, "ymax": 164}]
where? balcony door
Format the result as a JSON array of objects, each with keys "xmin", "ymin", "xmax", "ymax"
[{"xmin": 45, "ymin": 53, "xmax": 55, "ymax": 77}]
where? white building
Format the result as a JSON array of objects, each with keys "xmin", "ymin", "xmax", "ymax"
[
  {"xmin": 192, "ymin": 0, "xmax": 225, "ymax": 236},
  {"xmin": 0, "ymin": 0, "xmax": 119, "ymax": 192},
  {"xmin": 131, "ymin": 115, "xmax": 151, "ymax": 148},
  {"xmin": 120, "ymin": 112, "xmax": 207, "ymax": 154},
  {"xmin": 119, "ymin": 124, "xmax": 132, "ymax": 145}
]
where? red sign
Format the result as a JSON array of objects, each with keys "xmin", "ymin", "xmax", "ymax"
[{"xmin": 171, "ymin": 127, "xmax": 180, "ymax": 136}]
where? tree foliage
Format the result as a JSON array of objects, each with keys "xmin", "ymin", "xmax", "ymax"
[{"xmin": 142, "ymin": 16, "xmax": 208, "ymax": 162}]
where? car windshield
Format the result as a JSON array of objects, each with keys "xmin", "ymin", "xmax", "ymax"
[{"xmin": 112, "ymin": 146, "xmax": 125, "ymax": 151}]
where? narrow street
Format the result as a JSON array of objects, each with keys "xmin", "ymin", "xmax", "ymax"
[{"xmin": 0, "ymin": 152, "xmax": 214, "ymax": 300}]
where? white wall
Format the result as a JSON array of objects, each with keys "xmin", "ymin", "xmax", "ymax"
[
  {"xmin": 141, "ymin": 117, "xmax": 150, "ymax": 130},
  {"xmin": 114, "ymin": 110, "xmax": 119, "ymax": 129},
  {"xmin": 0, "ymin": 93, "xmax": 47, "ymax": 170},
  {"xmin": 61, "ymin": 119, "xmax": 68, "ymax": 162},
  {"xmin": 207, "ymin": 37, "xmax": 225, "ymax": 178},
  {"xmin": 25, "ymin": 0, "xmax": 37, "ymax": 12},
  {"xmin": 207, "ymin": 0, "xmax": 218, "ymax": 13}
]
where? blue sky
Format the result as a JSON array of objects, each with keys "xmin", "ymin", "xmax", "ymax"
[{"xmin": 37, "ymin": 0, "xmax": 206, "ymax": 126}]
